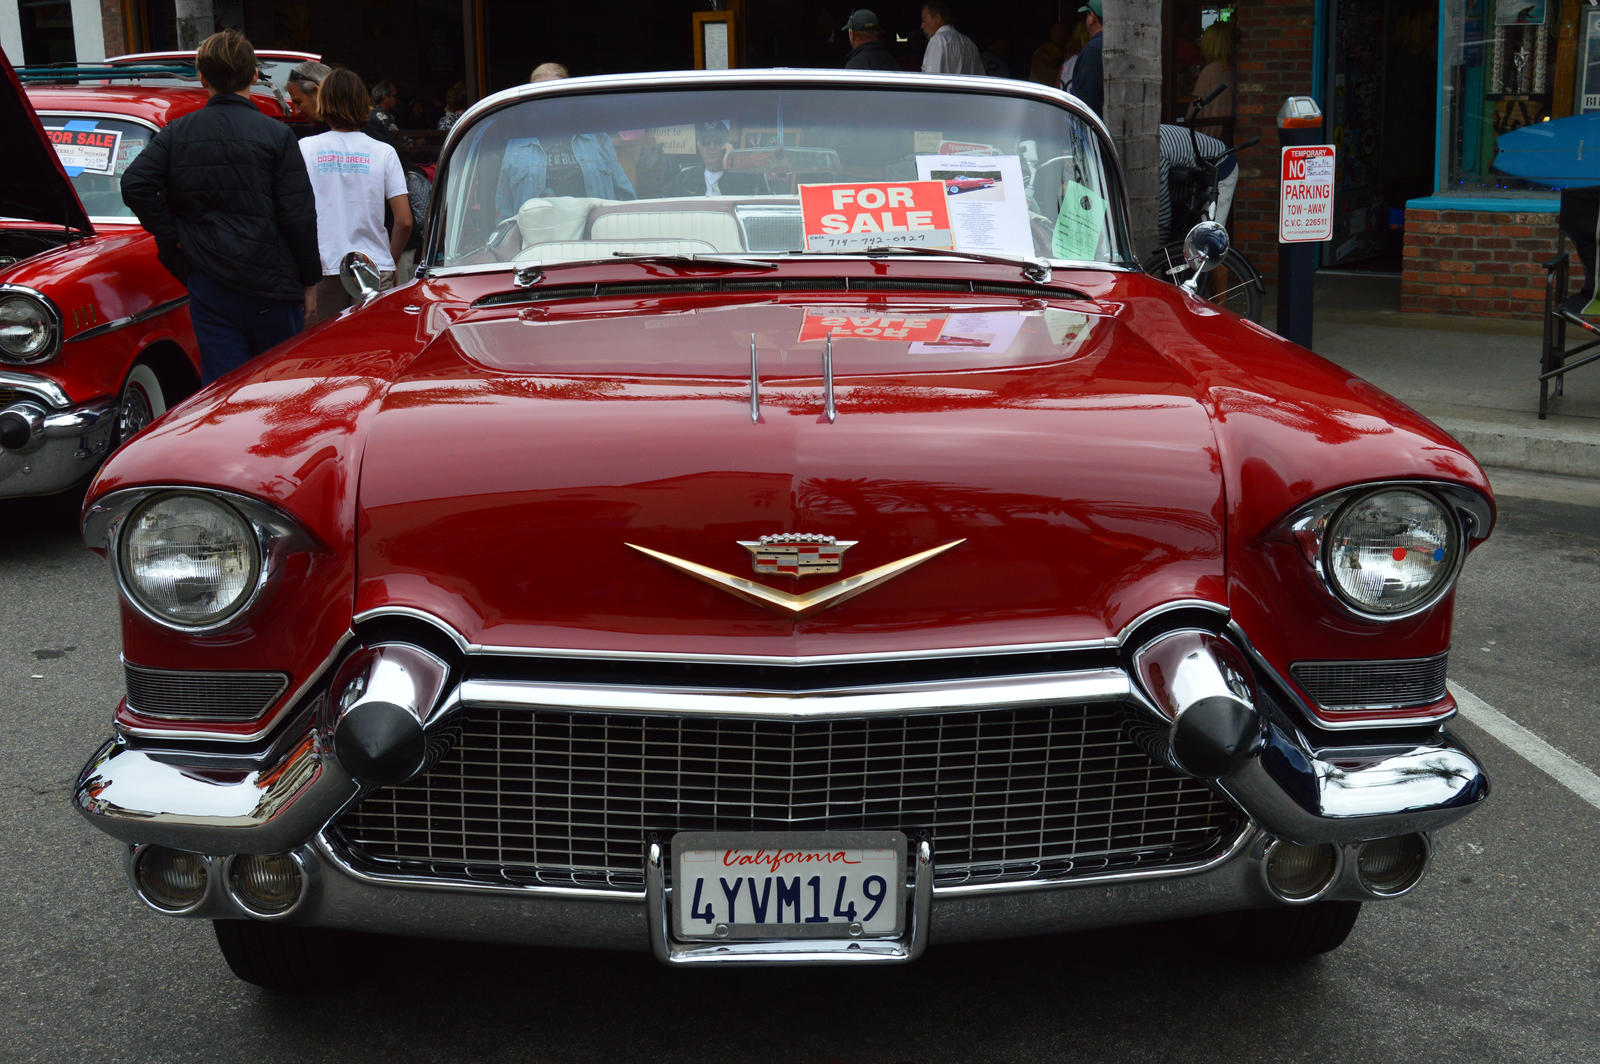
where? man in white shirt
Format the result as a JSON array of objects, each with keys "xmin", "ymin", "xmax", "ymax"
[{"xmin": 920, "ymin": 1, "xmax": 983, "ymax": 75}]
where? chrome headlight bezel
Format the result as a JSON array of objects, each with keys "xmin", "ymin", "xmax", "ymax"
[
  {"xmin": 1284, "ymin": 481, "xmax": 1489, "ymax": 623},
  {"xmin": 0, "ymin": 284, "xmax": 63, "ymax": 364},
  {"xmin": 87, "ymin": 487, "xmax": 318, "ymax": 633}
]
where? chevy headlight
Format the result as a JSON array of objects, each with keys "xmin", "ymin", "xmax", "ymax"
[
  {"xmin": 118, "ymin": 493, "xmax": 261, "ymax": 628},
  {"xmin": 1324, "ymin": 488, "xmax": 1460, "ymax": 616},
  {"xmin": 0, "ymin": 291, "xmax": 59, "ymax": 363}
]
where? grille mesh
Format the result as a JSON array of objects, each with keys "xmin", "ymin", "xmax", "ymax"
[
  {"xmin": 1291, "ymin": 653, "xmax": 1449, "ymax": 710},
  {"xmin": 123, "ymin": 663, "xmax": 289, "ymax": 722},
  {"xmin": 334, "ymin": 703, "xmax": 1244, "ymax": 891}
]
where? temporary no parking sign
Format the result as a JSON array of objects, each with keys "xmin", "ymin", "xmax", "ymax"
[{"xmin": 1279, "ymin": 145, "xmax": 1335, "ymax": 243}]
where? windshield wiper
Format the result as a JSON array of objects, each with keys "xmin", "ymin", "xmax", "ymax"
[
  {"xmin": 512, "ymin": 253, "xmax": 777, "ymax": 287},
  {"xmin": 609, "ymin": 252, "xmax": 778, "ymax": 270},
  {"xmin": 863, "ymin": 244, "xmax": 1055, "ymax": 285}
]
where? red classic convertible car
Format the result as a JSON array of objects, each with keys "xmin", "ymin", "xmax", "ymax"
[
  {"xmin": 945, "ymin": 174, "xmax": 996, "ymax": 194},
  {"xmin": 0, "ymin": 57, "xmax": 217, "ymax": 497},
  {"xmin": 72, "ymin": 70, "xmax": 1494, "ymax": 989}
]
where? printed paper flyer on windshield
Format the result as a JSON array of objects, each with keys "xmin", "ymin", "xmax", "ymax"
[{"xmin": 915, "ymin": 154, "xmax": 1031, "ymax": 257}]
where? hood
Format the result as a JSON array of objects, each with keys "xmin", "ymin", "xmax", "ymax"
[
  {"xmin": 353, "ymin": 297, "xmax": 1227, "ymax": 656},
  {"xmin": 0, "ymin": 50, "xmax": 93, "ymax": 232}
]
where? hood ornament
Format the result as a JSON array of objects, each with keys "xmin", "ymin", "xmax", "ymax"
[
  {"xmin": 738, "ymin": 533, "xmax": 858, "ymax": 577},
  {"xmin": 626, "ymin": 539, "xmax": 965, "ymax": 618}
]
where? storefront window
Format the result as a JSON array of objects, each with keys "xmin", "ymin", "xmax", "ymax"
[{"xmin": 1440, "ymin": 0, "xmax": 1561, "ymax": 196}]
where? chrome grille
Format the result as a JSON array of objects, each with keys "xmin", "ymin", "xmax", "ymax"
[
  {"xmin": 334, "ymin": 703, "xmax": 1244, "ymax": 891},
  {"xmin": 123, "ymin": 663, "xmax": 289, "ymax": 721},
  {"xmin": 735, "ymin": 206, "xmax": 804, "ymax": 252},
  {"xmin": 1291, "ymin": 653, "xmax": 1449, "ymax": 710}
]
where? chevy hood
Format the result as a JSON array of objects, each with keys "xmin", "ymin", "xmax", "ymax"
[
  {"xmin": 354, "ymin": 298, "xmax": 1226, "ymax": 656},
  {"xmin": 0, "ymin": 51, "xmax": 93, "ymax": 232}
]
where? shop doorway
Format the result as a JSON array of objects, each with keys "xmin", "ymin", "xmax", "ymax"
[{"xmin": 1324, "ymin": 0, "xmax": 1437, "ymax": 271}]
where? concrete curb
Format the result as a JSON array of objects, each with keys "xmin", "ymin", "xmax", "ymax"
[{"xmin": 1419, "ymin": 403, "xmax": 1600, "ymax": 479}]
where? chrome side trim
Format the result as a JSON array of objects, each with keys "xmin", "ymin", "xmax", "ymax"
[
  {"xmin": 821, "ymin": 330, "xmax": 836, "ymax": 423},
  {"xmin": 0, "ymin": 370, "xmax": 70, "ymax": 408},
  {"xmin": 64, "ymin": 295, "xmax": 190, "ymax": 344},
  {"xmin": 458, "ymin": 670, "xmax": 1131, "ymax": 721},
  {"xmin": 748, "ymin": 332, "xmax": 760, "ymax": 423},
  {"xmin": 1115, "ymin": 599, "xmax": 1230, "ymax": 645}
]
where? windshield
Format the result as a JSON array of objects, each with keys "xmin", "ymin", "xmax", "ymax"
[
  {"xmin": 432, "ymin": 84, "xmax": 1127, "ymax": 271},
  {"xmin": 39, "ymin": 113, "xmax": 153, "ymax": 220}
]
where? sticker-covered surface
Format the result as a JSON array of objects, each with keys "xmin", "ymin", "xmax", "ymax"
[{"xmin": 46, "ymin": 122, "xmax": 122, "ymax": 176}]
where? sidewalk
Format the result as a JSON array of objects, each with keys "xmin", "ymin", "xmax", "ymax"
[{"xmin": 1275, "ymin": 271, "xmax": 1600, "ymax": 480}]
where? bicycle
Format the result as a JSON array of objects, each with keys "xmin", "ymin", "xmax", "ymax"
[{"xmin": 1141, "ymin": 84, "xmax": 1265, "ymax": 322}]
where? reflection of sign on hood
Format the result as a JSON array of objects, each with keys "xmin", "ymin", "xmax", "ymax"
[
  {"xmin": 800, "ymin": 181, "xmax": 954, "ymax": 252},
  {"xmin": 797, "ymin": 308, "xmax": 948, "ymax": 342}
]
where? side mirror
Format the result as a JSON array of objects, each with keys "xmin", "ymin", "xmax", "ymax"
[
  {"xmin": 339, "ymin": 251, "xmax": 383, "ymax": 303},
  {"xmin": 1182, "ymin": 220, "xmax": 1230, "ymax": 282}
]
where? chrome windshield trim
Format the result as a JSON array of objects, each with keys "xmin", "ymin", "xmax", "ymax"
[
  {"xmin": 64, "ymin": 295, "xmax": 189, "ymax": 344},
  {"xmin": 458, "ymin": 669, "xmax": 1131, "ymax": 721},
  {"xmin": 0, "ymin": 369, "xmax": 70, "ymax": 408}
]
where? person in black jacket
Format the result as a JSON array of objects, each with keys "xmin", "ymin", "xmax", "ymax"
[
  {"xmin": 842, "ymin": 10, "xmax": 900, "ymax": 71},
  {"xmin": 122, "ymin": 29, "xmax": 321, "ymax": 384}
]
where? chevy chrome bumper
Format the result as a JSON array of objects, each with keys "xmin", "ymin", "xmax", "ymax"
[{"xmin": 0, "ymin": 394, "xmax": 116, "ymax": 497}]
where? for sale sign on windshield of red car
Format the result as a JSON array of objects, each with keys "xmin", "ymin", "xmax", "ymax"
[
  {"xmin": 1279, "ymin": 145, "xmax": 1335, "ymax": 243},
  {"xmin": 800, "ymin": 181, "xmax": 954, "ymax": 252}
]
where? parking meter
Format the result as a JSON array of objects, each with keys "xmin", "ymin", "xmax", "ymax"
[{"xmin": 1277, "ymin": 97, "xmax": 1325, "ymax": 348}]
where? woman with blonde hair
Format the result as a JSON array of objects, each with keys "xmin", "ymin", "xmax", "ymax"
[
  {"xmin": 297, "ymin": 68, "xmax": 412, "ymax": 324},
  {"xmin": 1192, "ymin": 21, "xmax": 1236, "ymax": 123}
]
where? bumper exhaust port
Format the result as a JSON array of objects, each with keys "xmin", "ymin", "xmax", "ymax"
[
  {"xmin": 133, "ymin": 844, "xmax": 209, "ymax": 913},
  {"xmin": 1356, "ymin": 834, "xmax": 1430, "ymax": 897},
  {"xmin": 1262, "ymin": 840, "xmax": 1341, "ymax": 902}
]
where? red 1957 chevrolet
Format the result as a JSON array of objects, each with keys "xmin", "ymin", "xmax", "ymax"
[
  {"xmin": 0, "ymin": 54, "xmax": 286, "ymax": 498},
  {"xmin": 68, "ymin": 68, "xmax": 1494, "ymax": 989}
]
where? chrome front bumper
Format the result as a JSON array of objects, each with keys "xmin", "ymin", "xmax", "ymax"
[
  {"xmin": 74, "ymin": 704, "xmax": 1488, "ymax": 957},
  {"xmin": 0, "ymin": 392, "xmax": 116, "ymax": 497}
]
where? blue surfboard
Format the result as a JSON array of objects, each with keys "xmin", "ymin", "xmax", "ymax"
[{"xmin": 1494, "ymin": 113, "xmax": 1600, "ymax": 188}]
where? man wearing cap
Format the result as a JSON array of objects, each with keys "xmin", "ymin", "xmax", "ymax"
[
  {"xmin": 843, "ymin": 10, "xmax": 899, "ymax": 70},
  {"xmin": 919, "ymin": 2, "xmax": 983, "ymax": 76},
  {"xmin": 665, "ymin": 124, "xmax": 771, "ymax": 197},
  {"xmin": 1068, "ymin": 0, "xmax": 1104, "ymax": 117}
]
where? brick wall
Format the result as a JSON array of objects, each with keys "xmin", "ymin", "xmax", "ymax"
[
  {"xmin": 1231, "ymin": 2, "xmax": 1317, "ymax": 267},
  {"xmin": 1402, "ymin": 209, "xmax": 1564, "ymax": 318},
  {"xmin": 99, "ymin": 1, "xmax": 128, "ymax": 57}
]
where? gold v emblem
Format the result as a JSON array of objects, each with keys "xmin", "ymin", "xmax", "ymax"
[{"xmin": 626, "ymin": 540, "xmax": 965, "ymax": 618}]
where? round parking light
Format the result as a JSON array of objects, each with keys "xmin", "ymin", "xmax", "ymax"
[
  {"xmin": 228, "ymin": 853, "xmax": 307, "ymax": 917},
  {"xmin": 134, "ymin": 845, "xmax": 209, "ymax": 912},
  {"xmin": 1356, "ymin": 835, "xmax": 1430, "ymax": 897},
  {"xmin": 1262, "ymin": 840, "xmax": 1340, "ymax": 902}
]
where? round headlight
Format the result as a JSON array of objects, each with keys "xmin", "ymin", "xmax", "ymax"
[
  {"xmin": 0, "ymin": 293, "xmax": 58, "ymax": 362},
  {"xmin": 1324, "ymin": 488, "xmax": 1460, "ymax": 617},
  {"xmin": 118, "ymin": 493, "xmax": 262, "ymax": 628}
]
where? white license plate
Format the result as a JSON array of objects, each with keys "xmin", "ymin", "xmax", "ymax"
[{"xmin": 673, "ymin": 831, "xmax": 906, "ymax": 940}]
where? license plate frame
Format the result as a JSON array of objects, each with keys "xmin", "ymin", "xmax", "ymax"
[{"xmin": 671, "ymin": 830, "xmax": 908, "ymax": 942}]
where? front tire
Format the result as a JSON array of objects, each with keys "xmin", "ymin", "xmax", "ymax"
[
  {"xmin": 116, "ymin": 362, "xmax": 168, "ymax": 447},
  {"xmin": 1221, "ymin": 900, "xmax": 1363, "ymax": 962},
  {"xmin": 213, "ymin": 919, "xmax": 367, "ymax": 991}
]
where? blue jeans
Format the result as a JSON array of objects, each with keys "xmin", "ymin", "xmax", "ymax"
[{"xmin": 187, "ymin": 271, "xmax": 304, "ymax": 384}]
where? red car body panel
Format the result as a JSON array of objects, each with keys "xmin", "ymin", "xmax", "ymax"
[{"xmin": 92, "ymin": 262, "xmax": 1492, "ymax": 735}]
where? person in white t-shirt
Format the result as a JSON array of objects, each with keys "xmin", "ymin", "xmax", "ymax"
[{"xmin": 298, "ymin": 68, "xmax": 412, "ymax": 325}]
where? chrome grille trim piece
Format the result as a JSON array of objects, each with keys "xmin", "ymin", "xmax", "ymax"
[
  {"xmin": 1291, "ymin": 653, "xmax": 1450, "ymax": 710},
  {"xmin": 123, "ymin": 663, "xmax": 289, "ymax": 721},
  {"xmin": 457, "ymin": 670, "xmax": 1130, "ymax": 720},
  {"xmin": 0, "ymin": 370, "xmax": 70, "ymax": 408}
]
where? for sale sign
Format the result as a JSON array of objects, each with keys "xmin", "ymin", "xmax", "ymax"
[
  {"xmin": 1279, "ymin": 145, "xmax": 1335, "ymax": 243},
  {"xmin": 45, "ymin": 126, "xmax": 122, "ymax": 175},
  {"xmin": 799, "ymin": 181, "xmax": 954, "ymax": 252}
]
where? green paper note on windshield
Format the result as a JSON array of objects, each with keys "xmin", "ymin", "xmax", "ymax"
[{"xmin": 1052, "ymin": 181, "xmax": 1105, "ymax": 261}]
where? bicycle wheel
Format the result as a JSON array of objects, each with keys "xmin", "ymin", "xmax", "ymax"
[{"xmin": 1142, "ymin": 243, "xmax": 1265, "ymax": 324}]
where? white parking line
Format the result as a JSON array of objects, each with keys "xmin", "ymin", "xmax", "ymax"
[{"xmin": 1450, "ymin": 681, "xmax": 1600, "ymax": 812}]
